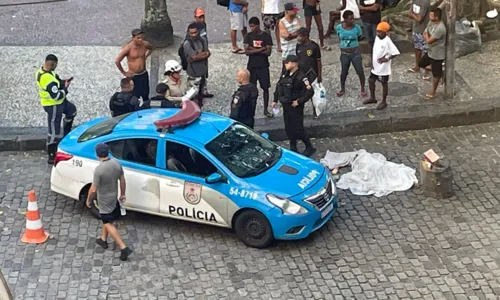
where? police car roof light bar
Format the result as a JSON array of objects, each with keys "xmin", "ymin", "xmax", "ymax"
[{"xmin": 154, "ymin": 100, "xmax": 201, "ymax": 132}]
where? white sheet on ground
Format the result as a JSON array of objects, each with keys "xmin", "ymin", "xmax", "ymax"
[{"xmin": 321, "ymin": 149, "xmax": 418, "ymax": 197}]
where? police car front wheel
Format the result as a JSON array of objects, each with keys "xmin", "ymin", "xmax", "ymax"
[{"xmin": 234, "ymin": 210, "xmax": 274, "ymax": 248}]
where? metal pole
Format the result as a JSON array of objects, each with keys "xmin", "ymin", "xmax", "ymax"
[{"xmin": 444, "ymin": 0, "xmax": 457, "ymax": 99}]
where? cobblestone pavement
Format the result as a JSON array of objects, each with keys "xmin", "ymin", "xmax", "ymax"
[{"xmin": 2, "ymin": 123, "xmax": 500, "ymax": 299}]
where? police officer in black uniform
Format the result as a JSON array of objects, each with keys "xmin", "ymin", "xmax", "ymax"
[
  {"xmin": 141, "ymin": 83, "xmax": 180, "ymax": 109},
  {"xmin": 272, "ymin": 54, "xmax": 316, "ymax": 157},
  {"xmin": 109, "ymin": 78, "xmax": 141, "ymax": 117},
  {"xmin": 229, "ymin": 69, "xmax": 259, "ymax": 128}
]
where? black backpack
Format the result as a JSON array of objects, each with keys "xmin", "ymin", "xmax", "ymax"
[
  {"xmin": 178, "ymin": 37, "xmax": 207, "ymax": 71},
  {"xmin": 217, "ymin": 0, "xmax": 229, "ymax": 7},
  {"xmin": 178, "ymin": 38, "xmax": 196, "ymax": 71},
  {"xmin": 381, "ymin": 0, "xmax": 401, "ymax": 9}
]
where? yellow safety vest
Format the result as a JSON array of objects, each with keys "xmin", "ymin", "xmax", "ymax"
[{"xmin": 36, "ymin": 68, "xmax": 65, "ymax": 106}]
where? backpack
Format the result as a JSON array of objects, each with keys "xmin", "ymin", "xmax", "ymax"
[
  {"xmin": 381, "ymin": 0, "xmax": 401, "ymax": 9},
  {"xmin": 178, "ymin": 37, "xmax": 207, "ymax": 71},
  {"xmin": 217, "ymin": 0, "xmax": 229, "ymax": 7},
  {"xmin": 178, "ymin": 38, "xmax": 196, "ymax": 71}
]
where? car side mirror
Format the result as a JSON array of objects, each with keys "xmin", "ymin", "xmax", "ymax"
[
  {"xmin": 261, "ymin": 132, "xmax": 269, "ymax": 139},
  {"xmin": 206, "ymin": 173, "xmax": 223, "ymax": 184}
]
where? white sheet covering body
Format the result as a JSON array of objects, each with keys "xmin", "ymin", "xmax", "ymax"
[{"xmin": 321, "ymin": 150, "xmax": 418, "ymax": 197}]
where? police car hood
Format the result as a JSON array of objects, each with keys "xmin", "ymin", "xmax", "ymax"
[{"xmin": 246, "ymin": 149, "xmax": 326, "ymax": 198}]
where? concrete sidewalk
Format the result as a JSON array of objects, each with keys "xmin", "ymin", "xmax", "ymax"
[{"xmin": 0, "ymin": 39, "xmax": 498, "ymax": 150}]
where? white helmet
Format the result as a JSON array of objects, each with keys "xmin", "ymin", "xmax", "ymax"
[{"xmin": 164, "ymin": 60, "xmax": 182, "ymax": 74}]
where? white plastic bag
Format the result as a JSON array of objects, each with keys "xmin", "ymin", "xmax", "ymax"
[{"xmin": 312, "ymin": 80, "xmax": 327, "ymax": 116}]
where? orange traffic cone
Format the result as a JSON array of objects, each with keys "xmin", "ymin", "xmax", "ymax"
[{"xmin": 21, "ymin": 190, "xmax": 49, "ymax": 244}]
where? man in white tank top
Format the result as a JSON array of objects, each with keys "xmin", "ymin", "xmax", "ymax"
[{"xmin": 279, "ymin": 3, "xmax": 301, "ymax": 72}]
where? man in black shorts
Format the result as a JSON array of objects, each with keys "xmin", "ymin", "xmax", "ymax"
[
  {"xmin": 303, "ymin": 0, "xmax": 329, "ymax": 50},
  {"xmin": 244, "ymin": 17, "xmax": 273, "ymax": 117},
  {"xmin": 296, "ymin": 27, "xmax": 322, "ymax": 118},
  {"xmin": 419, "ymin": 8, "xmax": 446, "ymax": 99},
  {"xmin": 86, "ymin": 143, "xmax": 133, "ymax": 261}
]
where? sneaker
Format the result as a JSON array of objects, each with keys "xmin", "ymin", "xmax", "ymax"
[
  {"xmin": 95, "ymin": 238, "xmax": 108, "ymax": 249},
  {"xmin": 120, "ymin": 247, "xmax": 133, "ymax": 261},
  {"xmin": 302, "ymin": 147, "xmax": 317, "ymax": 157}
]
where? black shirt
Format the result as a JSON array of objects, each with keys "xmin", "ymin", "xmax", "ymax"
[
  {"xmin": 273, "ymin": 68, "xmax": 314, "ymax": 106},
  {"xmin": 109, "ymin": 92, "xmax": 140, "ymax": 117},
  {"xmin": 229, "ymin": 83, "xmax": 259, "ymax": 128},
  {"xmin": 296, "ymin": 40, "xmax": 321, "ymax": 80},
  {"xmin": 243, "ymin": 30, "xmax": 273, "ymax": 69},
  {"xmin": 360, "ymin": 0, "xmax": 382, "ymax": 25},
  {"xmin": 141, "ymin": 96, "xmax": 179, "ymax": 109}
]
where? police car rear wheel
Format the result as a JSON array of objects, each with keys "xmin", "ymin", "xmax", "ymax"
[
  {"xmin": 234, "ymin": 210, "xmax": 274, "ymax": 248},
  {"xmin": 80, "ymin": 188, "xmax": 100, "ymax": 219}
]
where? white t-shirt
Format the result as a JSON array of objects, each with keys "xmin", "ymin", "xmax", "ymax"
[
  {"xmin": 371, "ymin": 36, "xmax": 400, "ymax": 76},
  {"xmin": 262, "ymin": 0, "xmax": 283, "ymax": 14},
  {"xmin": 340, "ymin": 0, "xmax": 360, "ymax": 21}
]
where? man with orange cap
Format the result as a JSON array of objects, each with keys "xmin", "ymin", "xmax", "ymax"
[
  {"xmin": 363, "ymin": 21, "xmax": 400, "ymax": 110},
  {"xmin": 190, "ymin": 7, "xmax": 214, "ymax": 98}
]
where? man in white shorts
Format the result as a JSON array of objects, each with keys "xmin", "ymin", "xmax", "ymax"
[{"xmin": 229, "ymin": 0, "xmax": 249, "ymax": 54}]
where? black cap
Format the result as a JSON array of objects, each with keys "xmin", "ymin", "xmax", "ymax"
[
  {"xmin": 131, "ymin": 28, "xmax": 144, "ymax": 37},
  {"xmin": 45, "ymin": 54, "xmax": 58, "ymax": 62},
  {"xmin": 284, "ymin": 2, "xmax": 299, "ymax": 11},
  {"xmin": 297, "ymin": 27, "xmax": 310, "ymax": 36},
  {"xmin": 156, "ymin": 83, "xmax": 169, "ymax": 94},
  {"xmin": 284, "ymin": 54, "xmax": 299, "ymax": 63},
  {"xmin": 95, "ymin": 143, "xmax": 109, "ymax": 158}
]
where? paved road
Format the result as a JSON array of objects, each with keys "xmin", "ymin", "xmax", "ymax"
[
  {"xmin": 0, "ymin": 0, "xmax": 333, "ymax": 46},
  {"xmin": 2, "ymin": 123, "xmax": 500, "ymax": 299}
]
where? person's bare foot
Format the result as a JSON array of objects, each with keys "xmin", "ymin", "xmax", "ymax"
[
  {"xmin": 363, "ymin": 98, "xmax": 377, "ymax": 105},
  {"xmin": 376, "ymin": 102, "xmax": 387, "ymax": 110}
]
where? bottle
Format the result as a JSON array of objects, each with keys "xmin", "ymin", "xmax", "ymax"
[{"xmin": 119, "ymin": 200, "xmax": 126, "ymax": 216}]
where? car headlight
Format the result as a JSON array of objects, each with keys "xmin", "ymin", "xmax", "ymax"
[
  {"xmin": 331, "ymin": 178, "xmax": 337, "ymax": 195},
  {"xmin": 328, "ymin": 174, "xmax": 337, "ymax": 195},
  {"xmin": 266, "ymin": 194, "xmax": 308, "ymax": 215}
]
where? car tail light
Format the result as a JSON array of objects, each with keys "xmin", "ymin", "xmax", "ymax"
[{"xmin": 54, "ymin": 151, "xmax": 73, "ymax": 167}]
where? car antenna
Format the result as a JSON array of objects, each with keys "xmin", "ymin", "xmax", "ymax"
[{"xmin": 136, "ymin": 111, "xmax": 142, "ymax": 118}]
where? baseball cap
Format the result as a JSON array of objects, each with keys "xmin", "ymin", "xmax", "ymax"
[
  {"xmin": 95, "ymin": 143, "xmax": 109, "ymax": 158},
  {"xmin": 284, "ymin": 2, "xmax": 300, "ymax": 11},
  {"xmin": 284, "ymin": 54, "xmax": 299, "ymax": 63},
  {"xmin": 376, "ymin": 21, "xmax": 391, "ymax": 32},
  {"xmin": 156, "ymin": 83, "xmax": 169, "ymax": 94},
  {"xmin": 194, "ymin": 7, "xmax": 205, "ymax": 17},
  {"xmin": 131, "ymin": 28, "xmax": 144, "ymax": 37},
  {"xmin": 297, "ymin": 27, "xmax": 310, "ymax": 35}
]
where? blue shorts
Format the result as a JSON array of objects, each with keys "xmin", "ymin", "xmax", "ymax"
[
  {"xmin": 412, "ymin": 33, "xmax": 428, "ymax": 52},
  {"xmin": 363, "ymin": 22, "xmax": 377, "ymax": 42}
]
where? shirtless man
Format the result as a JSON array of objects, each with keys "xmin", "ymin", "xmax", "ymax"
[{"xmin": 115, "ymin": 29, "xmax": 154, "ymax": 102}]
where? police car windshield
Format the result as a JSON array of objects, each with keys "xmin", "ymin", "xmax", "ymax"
[
  {"xmin": 78, "ymin": 113, "xmax": 131, "ymax": 143},
  {"xmin": 205, "ymin": 123, "xmax": 281, "ymax": 178}
]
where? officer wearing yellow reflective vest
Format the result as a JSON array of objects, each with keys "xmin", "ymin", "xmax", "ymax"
[{"xmin": 36, "ymin": 54, "xmax": 77, "ymax": 164}]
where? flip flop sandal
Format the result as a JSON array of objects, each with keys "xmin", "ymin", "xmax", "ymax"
[
  {"xmin": 336, "ymin": 91, "xmax": 345, "ymax": 97},
  {"xmin": 422, "ymin": 75, "xmax": 431, "ymax": 80},
  {"xmin": 407, "ymin": 68, "xmax": 419, "ymax": 73},
  {"xmin": 231, "ymin": 48, "xmax": 245, "ymax": 54},
  {"xmin": 321, "ymin": 45, "xmax": 332, "ymax": 51},
  {"xmin": 360, "ymin": 91, "xmax": 367, "ymax": 98},
  {"xmin": 424, "ymin": 94, "xmax": 435, "ymax": 100}
]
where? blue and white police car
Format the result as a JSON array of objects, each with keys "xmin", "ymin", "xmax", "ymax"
[{"xmin": 50, "ymin": 103, "xmax": 338, "ymax": 248}]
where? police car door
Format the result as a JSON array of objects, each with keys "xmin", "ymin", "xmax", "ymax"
[
  {"xmin": 156, "ymin": 140, "xmax": 230, "ymax": 227},
  {"xmin": 106, "ymin": 138, "xmax": 161, "ymax": 213}
]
